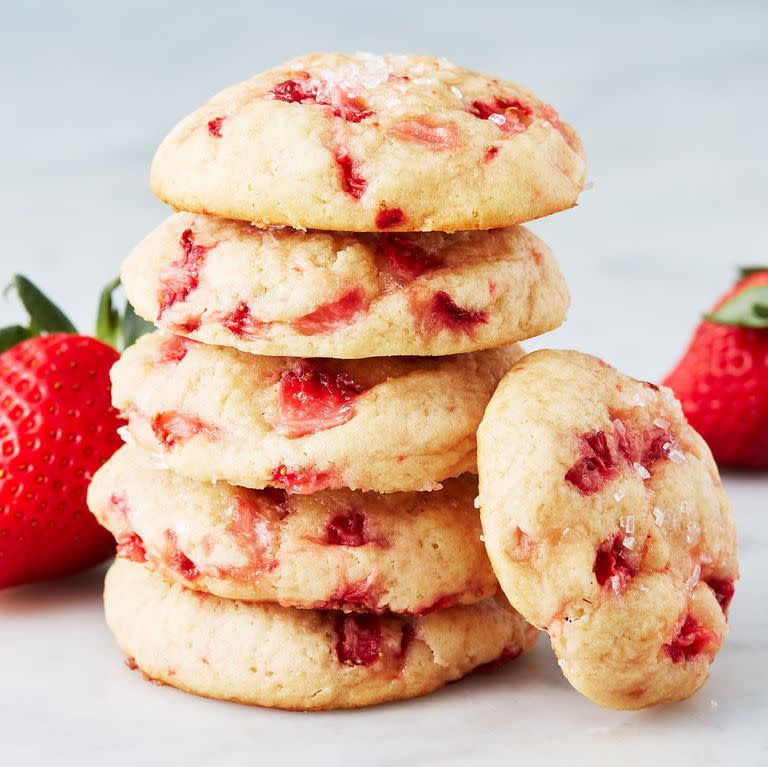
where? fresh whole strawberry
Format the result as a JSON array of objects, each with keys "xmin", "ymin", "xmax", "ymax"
[
  {"xmin": 663, "ymin": 268, "xmax": 768, "ymax": 469},
  {"xmin": 0, "ymin": 275, "xmax": 153, "ymax": 588}
]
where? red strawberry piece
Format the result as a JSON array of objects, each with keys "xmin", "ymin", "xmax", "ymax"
[
  {"xmin": 705, "ymin": 577, "xmax": 735, "ymax": 616},
  {"xmin": 269, "ymin": 464, "xmax": 337, "ymax": 494},
  {"xmin": 663, "ymin": 269, "xmax": 768, "ymax": 468},
  {"xmin": 333, "ymin": 613, "xmax": 383, "ymax": 666},
  {"xmin": 151, "ymin": 410, "xmax": 218, "ymax": 448},
  {"xmin": 154, "ymin": 335, "xmax": 194, "ymax": 365},
  {"xmin": 379, "ymin": 235, "xmax": 443, "ymax": 283},
  {"xmin": 157, "ymin": 228, "xmax": 212, "ymax": 319},
  {"xmin": 665, "ymin": 615, "xmax": 716, "ymax": 662},
  {"xmin": 207, "ymin": 116, "xmax": 225, "ymax": 138},
  {"xmin": 417, "ymin": 290, "xmax": 489, "ymax": 337},
  {"xmin": 325, "ymin": 510, "xmax": 368, "ymax": 546},
  {"xmin": 334, "ymin": 146, "xmax": 368, "ymax": 199},
  {"xmin": 467, "ymin": 96, "xmax": 533, "ymax": 133},
  {"xmin": 116, "ymin": 533, "xmax": 146, "ymax": 563},
  {"xmin": 271, "ymin": 75, "xmax": 373, "ymax": 123},
  {"xmin": 390, "ymin": 117, "xmax": 461, "ymax": 150},
  {"xmin": 292, "ymin": 286, "xmax": 369, "ymax": 335},
  {"xmin": 593, "ymin": 534, "xmax": 640, "ymax": 594},
  {"xmin": 217, "ymin": 301, "xmax": 267, "ymax": 339},
  {"xmin": 277, "ymin": 363, "xmax": 362, "ymax": 438},
  {"xmin": 162, "ymin": 529, "xmax": 199, "ymax": 580},
  {"xmin": 375, "ymin": 207, "xmax": 406, "ymax": 230}
]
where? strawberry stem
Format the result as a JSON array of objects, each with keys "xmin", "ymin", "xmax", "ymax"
[
  {"xmin": 6, "ymin": 274, "xmax": 78, "ymax": 334},
  {"xmin": 706, "ymin": 284, "xmax": 768, "ymax": 329}
]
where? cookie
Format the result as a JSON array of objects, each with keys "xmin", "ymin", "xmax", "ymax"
[
  {"xmin": 122, "ymin": 212, "xmax": 569, "ymax": 358},
  {"xmin": 89, "ymin": 446, "xmax": 496, "ymax": 614},
  {"xmin": 150, "ymin": 53, "xmax": 586, "ymax": 232},
  {"xmin": 104, "ymin": 559, "xmax": 538, "ymax": 710},
  {"xmin": 111, "ymin": 332, "xmax": 522, "ymax": 493},
  {"xmin": 477, "ymin": 350, "xmax": 738, "ymax": 710}
]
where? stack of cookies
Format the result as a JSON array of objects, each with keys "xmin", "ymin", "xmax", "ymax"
[
  {"xmin": 89, "ymin": 53, "xmax": 739, "ymax": 713},
  {"xmin": 87, "ymin": 53, "xmax": 584, "ymax": 710}
]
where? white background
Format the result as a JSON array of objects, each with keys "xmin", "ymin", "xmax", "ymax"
[{"xmin": 1, "ymin": 1, "xmax": 766, "ymax": 764}]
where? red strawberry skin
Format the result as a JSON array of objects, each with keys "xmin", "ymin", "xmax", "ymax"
[
  {"xmin": 0, "ymin": 334, "xmax": 121, "ymax": 587},
  {"xmin": 663, "ymin": 271, "xmax": 768, "ymax": 469}
]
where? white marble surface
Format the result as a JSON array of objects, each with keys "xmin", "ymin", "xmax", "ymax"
[{"xmin": 1, "ymin": 1, "xmax": 767, "ymax": 764}]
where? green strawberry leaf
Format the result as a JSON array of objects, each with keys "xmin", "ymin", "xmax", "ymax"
[
  {"xmin": 122, "ymin": 301, "xmax": 154, "ymax": 349},
  {"xmin": 706, "ymin": 284, "xmax": 768, "ymax": 329},
  {"xmin": 0, "ymin": 325, "xmax": 32, "ymax": 354},
  {"xmin": 739, "ymin": 266, "xmax": 768, "ymax": 280},
  {"xmin": 6, "ymin": 275, "xmax": 77, "ymax": 334},
  {"xmin": 95, "ymin": 277, "xmax": 122, "ymax": 348}
]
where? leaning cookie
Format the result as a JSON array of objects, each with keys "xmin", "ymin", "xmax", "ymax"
[
  {"xmin": 151, "ymin": 52, "xmax": 585, "ymax": 232},
  {"xmin": 477, "ymin": 350, "xmax": 738, "ymax": 710},
  {"xmin": 89, "ymin": 446, "xmax": 496, "ymax": 614},
  {"xmin": 111, "ymin": 332, "xmax": 522, "ymax": 493},
  {"xmin": 122, "ymin": 212, "xmax": 569, "ymax": 358},
  {"xmin": 105, "ymin": 560, "xmax": 538, "ymax": 710}
]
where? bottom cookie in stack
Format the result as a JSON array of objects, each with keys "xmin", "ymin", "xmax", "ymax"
[{"xmin": 105, "ymin": 560, "xmax": 537, "ymax": 710}]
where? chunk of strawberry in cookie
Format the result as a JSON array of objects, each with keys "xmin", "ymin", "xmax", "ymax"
[
  {"xmin": 334, "ymin": 146, "xmax": 368, "ymax": 198},
  {"xmin": 217, "ymin": 301, "xmax": 267, "ymax": 339},
  {"xmin": 665, "ymin": 615, "xmax": 717, "ymax": 663},
  {"xmin": 276, "ymin": 363, "xmax": 362, "ymax": 438},
  {"xmin": 379, "ymin": 235, "xmax": 443, "ymax": 283},
  {"xmin": 334, "ymin": 613, "xmax": 383, "ymax": 666},
  {"xmin": 416, "ymin": 291, "xmax": 489, "ymax": 338},
  {"xmin": 325, "ymin": 510, "xmax": 368, "ymax": 546},
  {"xmin": 593, "ymin": 534, "xmax": 640, "ymax": 594},
  {"xmin": 292, "ymin": 287, "xmax": 369, "ymax": 335},
  {"xmin": 207, "ymin": 116, "xmax": 225, "ymax": 137},
  {"xmin": 163, "ymin": 530, "xmax": 199, "ymax": 581},
  {"xmin": 270, "ymin": 464, "xmax": 337, "ymax": 494},
  {"xmin": 467, "ymin": 96, "xmax": 533, "ymax": 134},
  {"xmin": 154, "ymin": 335, "xmax": 195, "ymax": 365},
  {"xmin": 157, "ymin": 228, "xmax": 211, "ymax": 319},
  {"xmin": 565, "ymin": 432, "xmax": 618, "ymax": 494},
  {"xmin": 151, "ymin": 411, "xmax": 218, "ymax": 448},
  {"xmin": 375, "ymin": 207, "xmax": 406, "ymax": 229},
  {"xmin": 271, "ymin": 74, "xmax": 373, "ymax": 123},
  {"xmin": 705, "ymin": 577, "xmax": 735, "ymax": 616},
  {"xmin": 116, "ymin": 533, "xmax": 146, "ymax": 563},
  {"xmin": 390, "ymin": 117, "xmax": 461, "ymax": 150}
]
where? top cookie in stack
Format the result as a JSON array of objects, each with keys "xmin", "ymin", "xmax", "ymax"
[{"xmin": 123, "ymin": 52, "xmax": 585, "ymax": 359}]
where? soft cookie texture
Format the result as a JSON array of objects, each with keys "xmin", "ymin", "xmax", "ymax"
[
  {"xmin": 111, "ymin": 332, "xmax": 522, "ymax": 493},
  {"xmin": 122, "ymin": 212, "xmax": 569, "ymax": 358},
  {"xmin": 151, "ymin": 53, "xmax": 586, "ymax": 232},
  {"xmin": 105, "ymin": 560, "xmax": 538, "ymax": 710},
  {"xmin": 477, "ymin": 350, "xmax": 738, "ymax": 710},
  {"xmin": 89, "ymin": 446, "xmax": 497, "ymax": 614}
]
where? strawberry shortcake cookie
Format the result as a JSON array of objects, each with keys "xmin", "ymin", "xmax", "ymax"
[
  {"xmin": 105, "ymin": 559, "xmax": 538, "ymax": 710},
  {"xmin": 477, "ymin": 350, "xmax": 738, "ymax": 709},
  {"xmin": 122, "ymin": 212, "xmax": 569, "ymax": 358},
  {"xmin": 89, "ymin": 446, "xmax": 497, "ymax": 614},
  {"xmin": 150, "ymin": 53, "xmax": 585, "ymax": 232},
  {"xmin": 110, "ymin": 331, "xmax": 522, "ymax": 493}
]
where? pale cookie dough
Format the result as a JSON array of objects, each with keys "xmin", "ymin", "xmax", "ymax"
[
  {"xmin": 111, "ymin": 332, "xmax": 522, "ymax": 493},
  {"xmin": 151, "ymin": 52, "xmax": 586, "ymax": 232},
  {"xmin": 89, "ymin": 446, "xmax": 497, "ymax": 614},
  {"xmin": 477, "ymin": 350, "xmax": 738, "ymax": 710},
  {"xmin": 104, "ymin": 559, "xmax": 538, "ymax": 710},
  {"xmin": 122, "ymin": 212, "xmax": 568, "ymax": 358}
]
